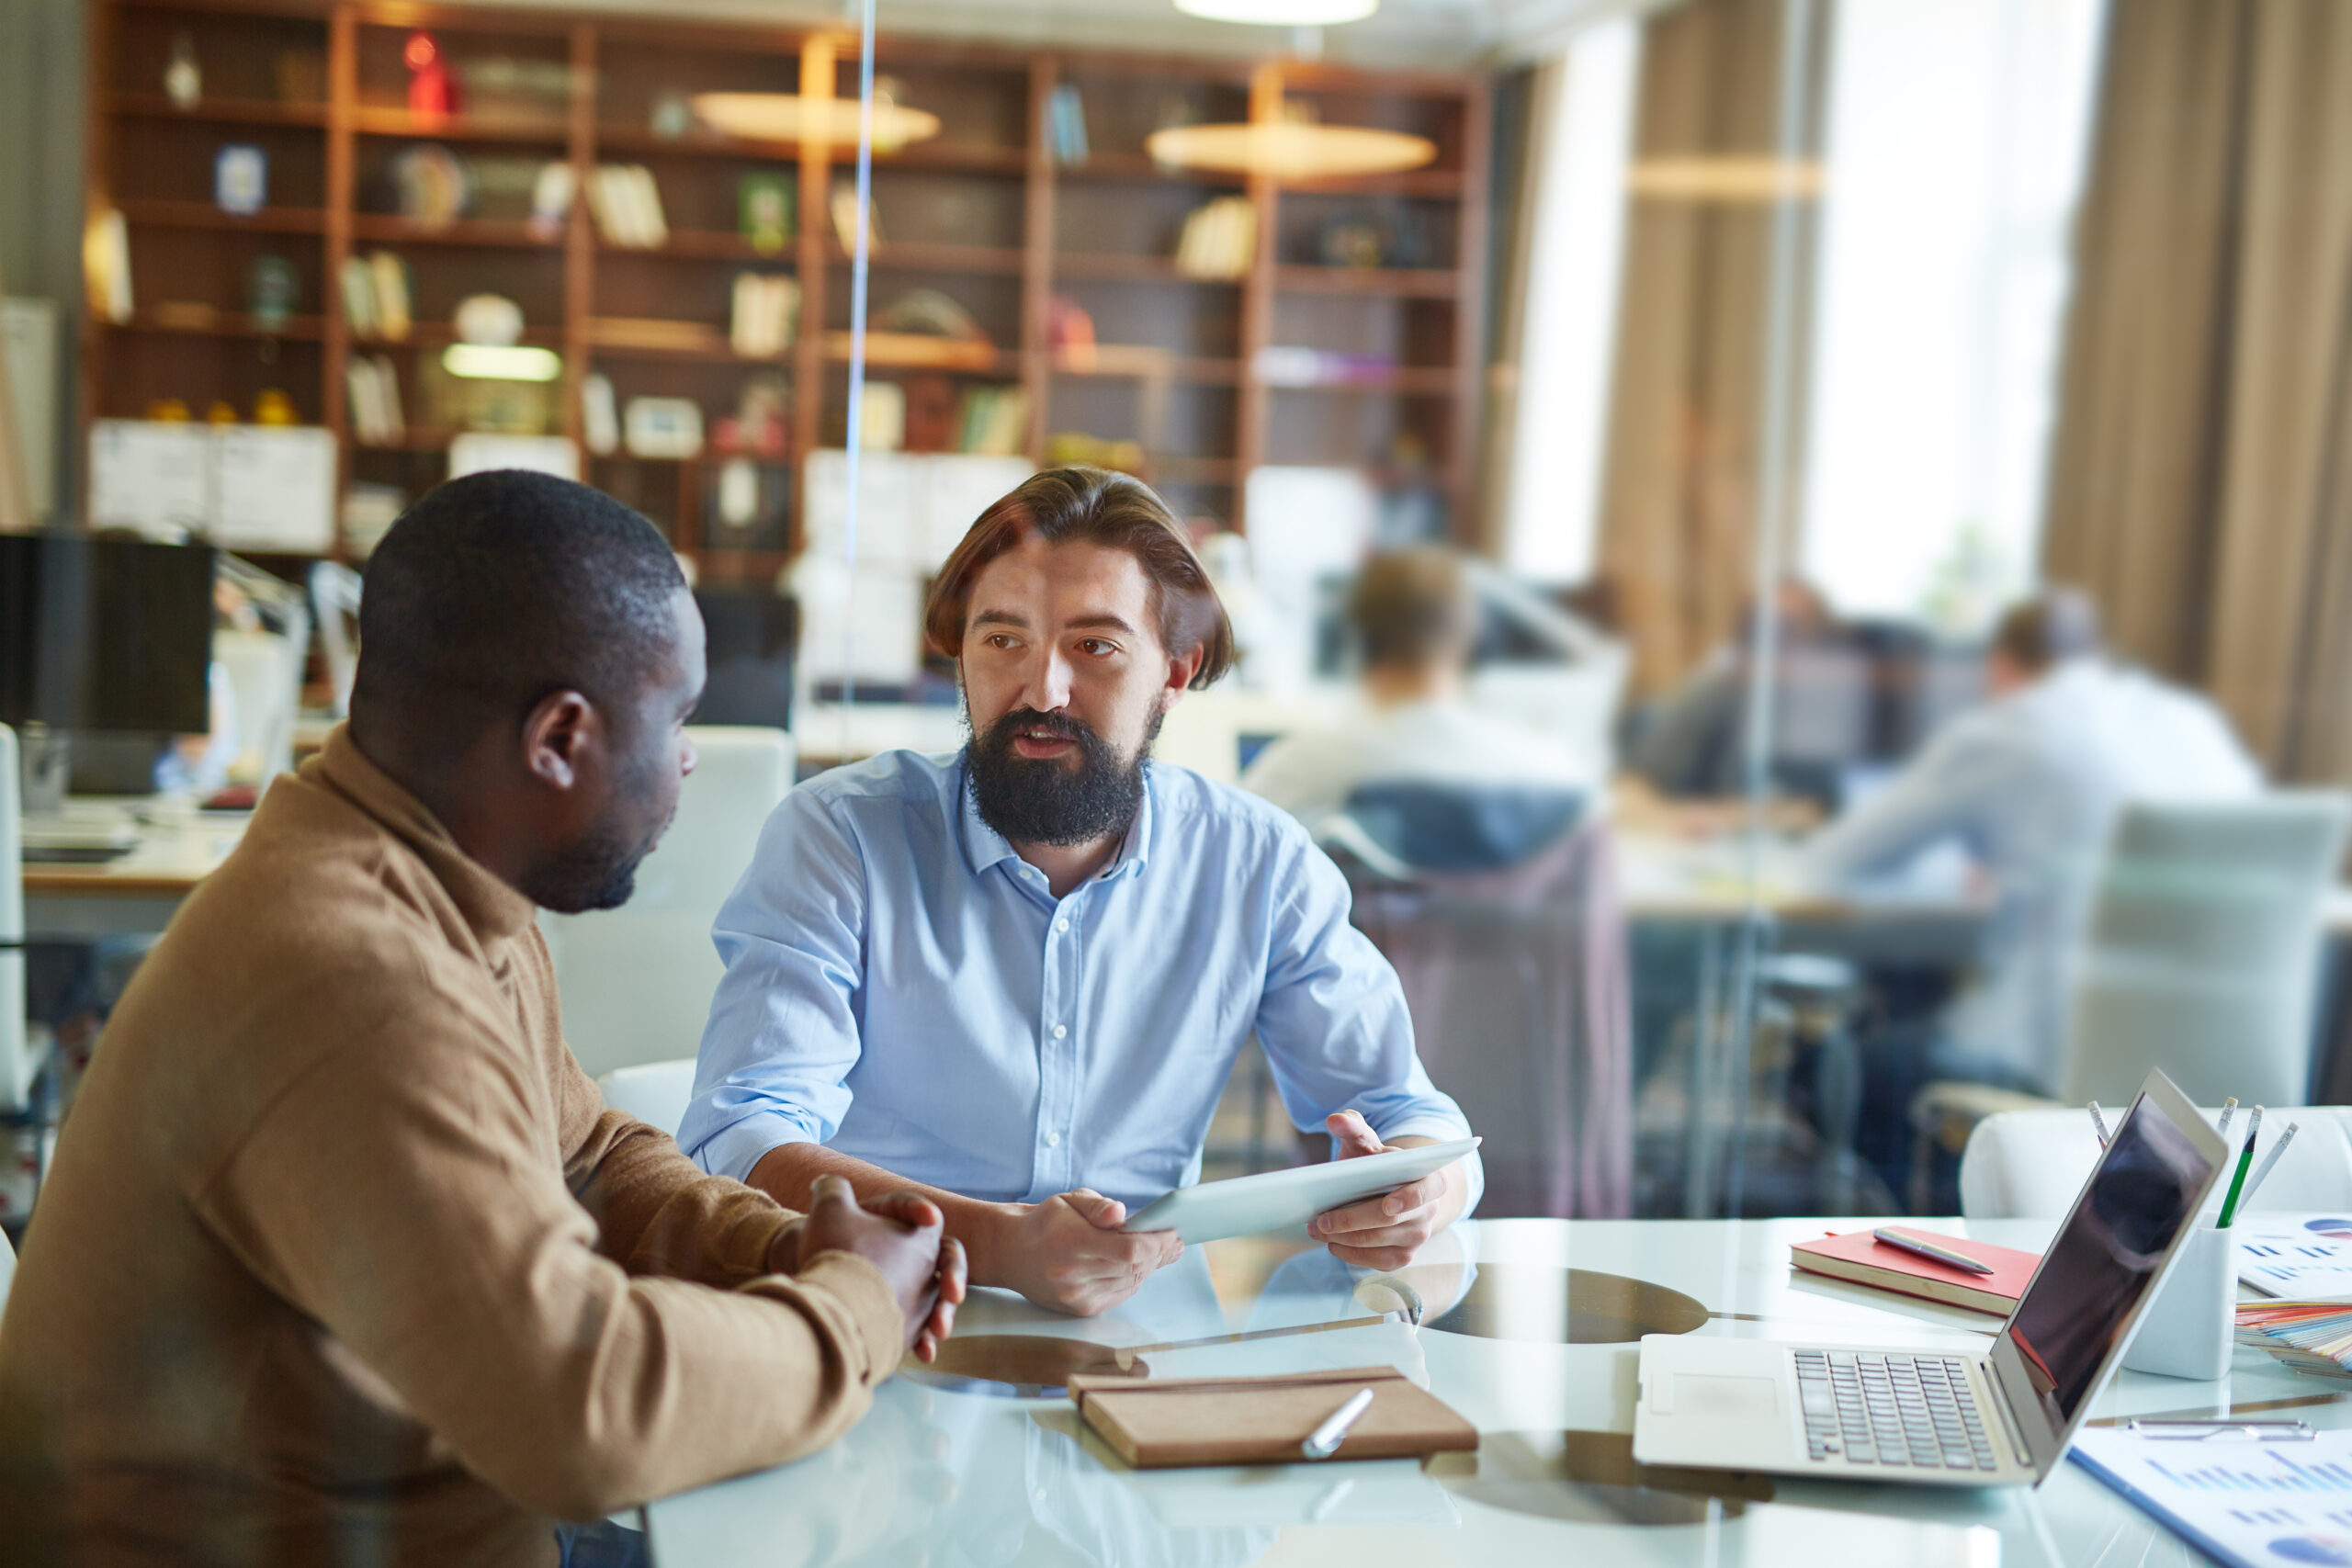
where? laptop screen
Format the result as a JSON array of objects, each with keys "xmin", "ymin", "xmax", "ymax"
[{"xmin": 2000, "ymin": 1089, "xmax": 2218, "ymax": 1438}]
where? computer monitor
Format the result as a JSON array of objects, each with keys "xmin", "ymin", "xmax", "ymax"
[{"xmin": 0, "ymin": 532, "xmax": 216, "ymax": 734}]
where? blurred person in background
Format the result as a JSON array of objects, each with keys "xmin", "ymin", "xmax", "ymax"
[
  {"xmin": 1802, "ymin": 588, "xmax": 2261, "ymax": 1094},
  {"xmin": 1623, "ymin": 577, "xmax": 1846, "ymax": 803},
  {"xmin": 1241, "ymin": 546, "xmax": 1598, "ymax": 831}
]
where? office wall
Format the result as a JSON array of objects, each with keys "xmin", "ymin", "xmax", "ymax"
[{"xmin": 0, "ymin": 0, "xmax": 84, "ymax": 523}]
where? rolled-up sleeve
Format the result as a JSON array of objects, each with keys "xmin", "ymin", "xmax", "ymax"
[
  {"xmin": 1250, "ymin": 829, "xmax": 1487, "ymax": 1217},
  {"xmin": 679, "ymin": 787, "xmax": 869, "ymax": 1182}
]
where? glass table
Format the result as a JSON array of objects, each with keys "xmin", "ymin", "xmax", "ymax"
[{"xmin": 642, "ymin": 1217, "xmax": 2330, "ymax": 1566}]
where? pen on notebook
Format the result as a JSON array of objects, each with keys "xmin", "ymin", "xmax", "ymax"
[
  {"xmin": 1872, "ymin": 1226, "xmax": 1996, "ymax": 1276},
  {"xmin": 2087, "ymin": 1101, "xmax": 2111, "ymax": 1148},
  {"xmin": 1302, "ymin": 1387, "xmax": 1376, "ymax": 1460},
  {"xmin": 2220, "ymin": 1098, "xmax": 2240, "ymax": 1139},
  {"xmin": 2238, "ymin": 1122, "xmax": 2300, "ymax": 1211},
  {"xmin": 2219, "ymin": 1106, "xmax": 2265, "ymax": 1228}
]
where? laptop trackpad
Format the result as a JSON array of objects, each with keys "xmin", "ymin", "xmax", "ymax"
[{"xmin": 1665, "ymin": 1373, "xmax": 1780, "ymax": 1420}]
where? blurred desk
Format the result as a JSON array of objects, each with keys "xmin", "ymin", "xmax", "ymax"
[
  {"xmin": 21, "ymin": 807, "xmax": 247, "ymax": 939},
  {"xmin": 644, "ymin": 1214, "xmax": 2306, "ymax": 1567}
]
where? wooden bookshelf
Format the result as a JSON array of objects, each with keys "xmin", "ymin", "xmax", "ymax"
[{"xmin": 85, "ymin": 0, "xmax": 1489, "ymax": 572}]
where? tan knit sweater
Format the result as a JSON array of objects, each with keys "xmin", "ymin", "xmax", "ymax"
[{"xmin": 0, "ymin": 727, "xmax": 904, "ymax": 1566}]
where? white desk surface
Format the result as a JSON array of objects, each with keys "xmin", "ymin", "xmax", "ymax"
[
  {"xmin": 20, "ymin": 802, "xmax": 250, "ymax": 939},
  {"xmin": 642, "ymin": 1215, "xmax": 2312, "ymax": 1567}
]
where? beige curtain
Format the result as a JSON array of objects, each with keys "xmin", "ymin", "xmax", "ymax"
[
  {"xmin": 2042, "ymin": 0, "xmax": 2352, "ymax": 782},
  {"xmin": 1595, "ymin": 0, "xmax": 1830, "ymax": 695}
]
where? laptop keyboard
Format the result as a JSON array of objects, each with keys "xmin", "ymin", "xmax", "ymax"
[{"xmin": 1792, "ymin": 1351, "xmax": 1999, "ymax": 1472}]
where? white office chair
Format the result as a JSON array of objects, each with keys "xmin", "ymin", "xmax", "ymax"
[
  {"xmin": 0, "ymin": 723, "xmax": 41, "ymax": 1115},
  {"xmin": 542, "ymin": 727, "xmax": 795, "ymax": 1080},
  {"xmin": 0, "ymin": 1223, "xmax": 14, "ymax": 1317},
  {"xmin": 595, "ymin": 1059, "xmax": 697, "ymax": 1139},
  {"xmin": 1961, "ymin": 1105, "xmax": 2352, "ymax": 1221},
  {"xmin": 2059, "ymin": 795, "xmax": 2352, "ymax": 1110},
  {"xmin": 1912, "ymin": 795, "xmax": 2352, "ymax": 1206}
]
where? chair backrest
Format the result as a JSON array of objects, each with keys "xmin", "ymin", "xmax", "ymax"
[
  {"xmin": 1339, "ymin": 823, "xmax": 1634, "ymax": 1219},
  {"xmin": 595, "ymin": 1059, "xmax": 697, "ymax": 1139},
  {"xmin": 0, "ymin": 723, "xmax": 28, "ymax": 1114},
  {"xmin": 309, "ymin": 561, "xmax": 363, "ymax": 719},
  {"xmin": 1961, "ymin": 1105, "xmax": 2352, "ymax": 1221},
  {"xmin": 1329, "ymin": 783, "xmax": 1585, "ymax": 877},
  {"xmin": 2059, "ymin": 795, "xmax": 2352, "ymax": 1110},
  {"xmin": 543, "ymin": 727, "xmax": 795, "ymax": 1079}
]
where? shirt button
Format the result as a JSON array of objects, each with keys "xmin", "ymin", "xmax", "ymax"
[
  {"xmin": 1046, "ymin": 1132, "xmax": 1062, "ymax": 1147},
  {"xmin": 1052, "ymin": 1024, "xmax": 1068, "ymax": 1039},
  {"xmin": 1055, "ymin": 919, "xmax": 1070, "ymax": 933}
]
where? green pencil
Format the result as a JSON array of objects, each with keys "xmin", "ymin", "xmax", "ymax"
[{"xmin": 2219, "ymin": 1105, "xmax": 2265, "ymax": 1228}]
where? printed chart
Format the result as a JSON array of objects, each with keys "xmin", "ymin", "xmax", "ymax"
[{"xmin": 2075, "ymin": 1428, "xmax": 2352, "ymax": 1568}]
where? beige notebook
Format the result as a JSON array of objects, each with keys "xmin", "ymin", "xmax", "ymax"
[{"xmin": 1069, "ymin": 1366, "xmax": 1477, "ymax": 1469}]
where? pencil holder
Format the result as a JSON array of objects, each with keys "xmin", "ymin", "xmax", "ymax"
[{"xmin": 2122, "ymin": 1223, "xmax": 2234, "ymax": 1382}]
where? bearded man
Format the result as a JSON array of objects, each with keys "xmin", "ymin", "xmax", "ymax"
[{"xmin": 680, "ymin": 467, "xmax": 1481, "ymax": 1316}]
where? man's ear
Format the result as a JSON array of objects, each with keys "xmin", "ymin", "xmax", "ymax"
[
  {"xmin": 520, "ymin": 690, "xmax": 599, "ymax": 791},
  {"xmin": 1160, "ymin": 645, "xmax": 1204, "ymax": 710}
]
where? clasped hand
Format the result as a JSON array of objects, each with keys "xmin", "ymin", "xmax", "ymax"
[
  {"xmin": 995, "ymin": 1190, "xmax": 1185, "ymax": 1317},
  {"xmin": 768, "ymin": 1175, "xmax": 967, "ymax": 1362}
]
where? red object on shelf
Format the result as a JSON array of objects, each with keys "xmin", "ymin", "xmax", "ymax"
[{"xmin": 405, "ymin": 32, "xmax": 458, "ymax": 121}]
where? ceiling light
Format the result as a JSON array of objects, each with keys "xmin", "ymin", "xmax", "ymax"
[
  {"xmin": 1147, "ymin": 120, "xmax": 1434, "ymax": 181},
  {"xmin": 1625, "ymin": 157, "xmax": 1826, "ymax": 203},
  {"xmin": 442, "ymin": 344, "xmax": 562, "ymax": 381},
  {"xmin": 1174, "ymin": 0, "xmax": 1378, "ymax": 22},
  {"xmin": 691, "ymin": 93, "xmax": 941, "ymax": 151}
]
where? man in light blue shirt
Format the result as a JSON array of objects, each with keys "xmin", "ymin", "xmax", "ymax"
[{"xmin": 682, "ymin": 468, "xmax": 1480, "ymax": 1315}]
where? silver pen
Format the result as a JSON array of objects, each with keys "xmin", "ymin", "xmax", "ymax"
[
  {"xmin": 2238, "ymin": 1122, "xmax": 2301, "ymax": 1210},
  {"xmin": 1301, "ymin": 1387, "xmax": 1376, "ymax": 1460},
  {"xmin": 1872, "ymin": 1226, "xmax": 1996, "ymax": 1277}
]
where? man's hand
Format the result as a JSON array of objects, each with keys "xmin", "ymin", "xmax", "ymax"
[
  {"xmin": 1311, "ymin": 1111, "xmax": 1463, "ymax": 1272},
  {"xmin": 989, "ymin": 1190, "xmax": 1183, "ymax": 1317},
  {"xmin": 777, "ymin": 1176, "xmax": 967, "ymax": 1361}
]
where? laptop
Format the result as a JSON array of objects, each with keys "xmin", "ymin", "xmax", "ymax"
[{"xmin": 1634, "ymin": 1068, "xmax": 2227, "ymax": 1486}]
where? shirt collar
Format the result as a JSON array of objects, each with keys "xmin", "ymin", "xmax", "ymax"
[
  {"xmin": 954, "ymin": 752, "xmax": 1157, "ymax": 887},
  {"xmin": 310, "ymin": 723, "xmax": 539, "ymax": 950}
]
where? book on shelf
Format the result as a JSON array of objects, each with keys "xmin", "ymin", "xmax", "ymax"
[
  {"xmin": 739, "ymin": 172, "xmax": 794, "ymax": 254},
  {"xmin": 830, "ymin": 186, "xmax": 883, "ymax": 252},
  {"xmin": 589, "ymin": 165, "xmax": 669, "ymax": 249},
  {"xmin": 342, "ymin": 252, "xmax": 413, "ymax": 344},
  {"xmin": 1174, "ymin": 196, "xmax": 1254, "ymax": 281},
  {"xmin": 85, "ymin": 209, "xmax": 132, "ymax": 324},
  {"xmin": 1045, "ymin": 82, "xmax": 1089, "ymax": 164},
  {"xmin": 1789, "ymin": 1229, "xmax": 2040, "ymax": 1317},
  {"xmin": 729, "ymin": 273, "xmax": 800, "ymax": 359},
  {"xmin": 955, "ymin": 386, "xmax": 1030, "ymax": 457},
  {"xmin": 345, "ymin": 355, "xmax": 405, "ymax": 447}
]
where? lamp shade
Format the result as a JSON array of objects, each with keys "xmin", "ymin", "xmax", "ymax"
[
  {"xmin": 1146, "ymin": 120, "xmax": 1434, "ymax": 180},
  {"xmin": 691, "ymin": 93, "xmax": 941, "ymax": 151},
  {"xmin": 1174, "ymin": 0, "xmax": 1378, "ymax": 21}
]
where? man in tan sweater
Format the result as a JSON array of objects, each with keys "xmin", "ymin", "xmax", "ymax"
[{"xmin": 0, "ymin": 471, "xmax": 964, "ymax": 1566}]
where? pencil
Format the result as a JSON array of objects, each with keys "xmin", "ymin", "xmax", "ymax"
[
  {"xmin": 2219, "ymin": 1106, "xmax": 2265, "ymax": 1228},
  {"xmin": 2238, "ymin": 1122, "xmax": 2301, "ymax": 1212},
  {"xmin": 2088, "ymin": 1101, "xmax": 2111, "ymax": 1147},
  {"xmin": 2220, "ymin": 1098, "xmax": 2240, "ymax": 1139}
]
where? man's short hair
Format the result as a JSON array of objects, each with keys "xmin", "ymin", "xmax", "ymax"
[
  {"xmin": 352, "ymin": 470, "xmax": 685, "ymax": 759},
  {"xmin": 922, "ymin": 466, "xmax": 1235, "ymax": 689},
  {"xmin": 1993, "ymin": 588, "xmax": 2103, "ymax": 674},
  {"xmin": 1351, "ymin": 547, "xmax": 1477, "ymax": 671}
]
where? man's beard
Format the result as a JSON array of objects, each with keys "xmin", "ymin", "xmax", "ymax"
[
  {"xmin": 521, "ymin": 751, "xmax": 677, "ymax": 914},
  {"xmin": 966, "ymin": 703, "xmax": 1159, "ymax": 849}
]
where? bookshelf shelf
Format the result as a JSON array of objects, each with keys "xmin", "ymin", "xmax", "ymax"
[
  {"xmin": 109, "ymin": 93, "xmax": 330, "ymax": 128},
  {"xmin": 87, "ymin": 3, "xmax": 1488, "ymax": 558},
  {"xmin": 121, "ymin": 309, "xmax": 327, "ymax": 340},
  {"xmin": 115, "ymin": 198, "xmax": 328, "ymax": 234},
  {"xmin": 346, "ymin": 215, "xmax": 563, "ymax": 247},
  {"xmin": 351, "ymin": 108, "xmax": 572, "ymax": 142}
]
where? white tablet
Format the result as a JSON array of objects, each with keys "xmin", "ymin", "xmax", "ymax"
[{"xmin": 1120, "ymin": 1138, "xmax": 1481, "ymax": 1246}]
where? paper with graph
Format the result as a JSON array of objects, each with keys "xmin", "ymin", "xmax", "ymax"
[{"xmin": 2074, "ymin": 1426, "xmax": 2352, "ymax": 1568}]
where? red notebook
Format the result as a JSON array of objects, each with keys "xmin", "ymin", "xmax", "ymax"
[{"xmin": 1790, "ymin": 1229, "xmax": 2042, "ymax": 1316}]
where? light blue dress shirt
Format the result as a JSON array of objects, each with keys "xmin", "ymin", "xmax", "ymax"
[{"xmin": 680, "ymin": 748, "xmax": 1483, "ymax": 1216}]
